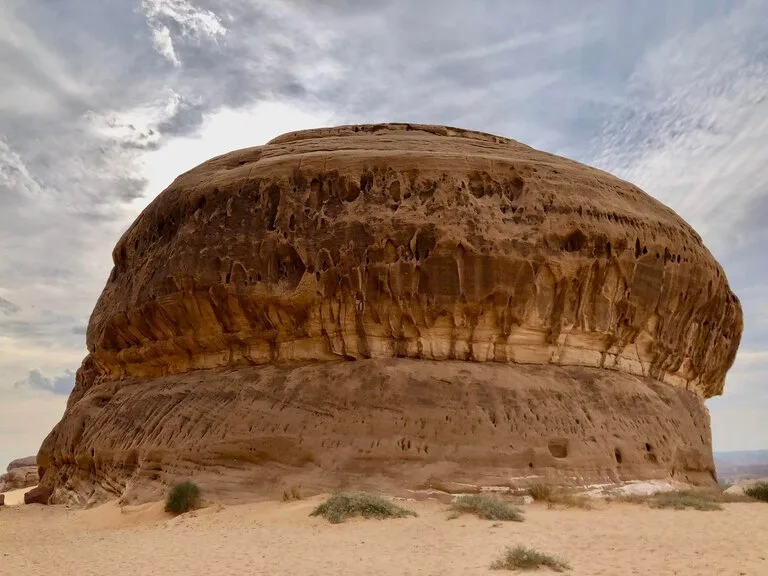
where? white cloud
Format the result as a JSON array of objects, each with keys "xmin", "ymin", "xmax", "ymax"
[
  {"xmin": 0, "ymin": 2, "xmax": 91, "ymax": 117},
  {"xmin": 14, "ymin": 369, "xmax": 76, "ymax": 396},
  {"xmin": 140, "ymin": 0, "xmax": 227, "ymax": 65},
  {"xmin": 150, "ymin": 25, "xmax": 180, "ymax": 67},
  {"xmin": 593, "ymin": 1, "xmax": 768, "ymax": 253},
  {"xmin": 0, "ymin": 139, "xmax": 44, "ymax": 199},
  {"xmin": 0, "ymin": 387, "xmax": 67, "ymax": 467},
  {"xmin": 84, "ymin": 89, "xmax": 182, "ymax": 149}
]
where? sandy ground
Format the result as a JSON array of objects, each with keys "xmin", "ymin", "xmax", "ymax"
[
  {"xmin": 1, "ymin": 495, "xmax": 766, "ymax": 575},
  {"xmin": 1, "ymin": 486, "xmax": 31, "ymax": 505}
]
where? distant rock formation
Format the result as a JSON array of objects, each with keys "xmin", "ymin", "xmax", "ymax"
[
  {"xmin": 0, "ymin": 456, "xmax": 38, "ymax": 493},
  {"xmin": 37, "ymin": 124, "xmax": 742, "ymax": 505},
  {"xmin": 715, "ymin": 450, "xmax": 768, "ymax": 483}
]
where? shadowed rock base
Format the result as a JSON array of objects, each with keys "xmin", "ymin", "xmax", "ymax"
[{"xmin": 39, "ymin": 359, "xmax": 715, "ymax": 505}]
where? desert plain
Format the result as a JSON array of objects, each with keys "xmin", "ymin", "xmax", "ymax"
[{"xmin": 2, "ymin": 489, "xmax": 767, "ymax": 576}]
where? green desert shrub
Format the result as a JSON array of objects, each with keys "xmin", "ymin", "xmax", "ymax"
[
  {"xmin": 310, "ymin": 492, "xmax": 417, "ymax": 524},
  {"xmin": 613, "ymin": 488, "xmax": 756, "ymax": 510},
  {"xmin": 165, "ymin": 481, "xmax": 201, "ymax": 515},
  {"xmin": 744, "ymin": 482, "xmax": 768, "ymax": 503},
  {"xmin": 490, "ymin": 545, "xmax": 570, "ymax": 572},
  {"xmin": 647, "ymin": 490, "xmax": 722, "ymax": 511},
  {"xmin": 449, "ymin": 494, "xmax": 524, "ymax": 521}
]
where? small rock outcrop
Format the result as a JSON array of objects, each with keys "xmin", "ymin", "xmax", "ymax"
[
  {"xmin": 23, "ymin": 485, "xmax": 52, "ymax": 505},
  {"xmin": 0, "ymin": 456, "xmax": 38, "ymax": 493},
  {"xmin": 36, "ymin": 124, "xmax": 742, "ymax": 504}
]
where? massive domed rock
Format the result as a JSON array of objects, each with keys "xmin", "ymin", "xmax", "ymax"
[{"xmin": 38, "ymin": 124, "xmax": 742, "ymax": 504}]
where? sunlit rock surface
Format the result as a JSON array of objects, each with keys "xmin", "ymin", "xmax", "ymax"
[{"xmin": 38, "ymin": 124, "xmax": 742, "ymax": 504}]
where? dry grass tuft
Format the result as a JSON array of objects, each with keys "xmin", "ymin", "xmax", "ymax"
[
  {"xmin": 490, "ymin": 545, "xmax": 570, "ymax": 572},
  {"xmin": 612, "ymin": 489, "xmax": 755, "ymax": 511},
  {"xmin": 281, "ymin": 486, "xmax": 303, "ymax": 502},
  {"xmin": 449, "ymin": 494, "xmax": 524, "ymax": 521},
  {"xmin": 527, "ymin": 484, "xmax": 593, "ymax": 510},
  {"xmin": 310, "ymin": 492, "xmax": 417, "ymax": 524}
]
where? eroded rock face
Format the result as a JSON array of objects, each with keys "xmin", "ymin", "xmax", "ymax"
[
  {"xmin": 0, "ymin": 456, "xmax": 38, "ymax": 493},
  {"xmin": 38, "ymin": 124, "xmax": 742, "ymax": 504}
]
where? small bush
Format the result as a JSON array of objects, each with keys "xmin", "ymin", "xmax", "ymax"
[
  {"xmin": 745, "ymin": 482, "xmax": 768, "ymax": 503},
  {"xmin": 527, "ymin": 484, "xmax": 553, "ymax": 501},
  {"xmin": 548, "ymin": 493, "xmax": 593, "ymax": 510},
  {"xmin": 450, "ymin": 494, "xmax": 524, "ymax": 522},
  {"xmin": 310, "ymin": 492, "xmax": 417, "ymax": 524},
  {"xmin": 165, "ymin": 481, "xmax": 201, "ymax": 515},
  {"xmin": 527, "ymin": 484, "xmax": 591, "ymax": 509},
  {"xmin": 490, "ymin": 545, "xmax": 570, "ymax": 572},
  {"xmin": 282, "ymin": 486, "xmax": 303, "ymax": 502},
  {"xmin": 614, "ymin": 489, "xmax": 755, "ymax": 510},
  {"xmin": 647, "ymin": 491, "xmax": 722, "ymax": 511}
]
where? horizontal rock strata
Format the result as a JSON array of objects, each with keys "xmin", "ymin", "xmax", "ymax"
[
  {"xmin": 0, "ymin": 456, "xmax": 38, "ymax": 494},
  {"xmin": 41, "ymin": 360, "xmax": 716, "ymax": 504}
]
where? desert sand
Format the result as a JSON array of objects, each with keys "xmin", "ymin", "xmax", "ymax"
[
  {"xmin": 1, "ymin": 486, "xmax": 30, "ymax": 505},
  {"xmin": 2, "ymin": 495, "xmax": 766, "ymax": 575}
]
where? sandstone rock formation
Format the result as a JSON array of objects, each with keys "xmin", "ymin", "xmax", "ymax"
[
  {"xmin": 37, "ymin": 124, "xmax": 742, "ymax": 505},
  {"xmin": 0, "ymin": 456, "xmax": 38, "ymax": 493},
  {"xmin": 23, "ymin": 485, "xmax": 52, "ymax": 505}
]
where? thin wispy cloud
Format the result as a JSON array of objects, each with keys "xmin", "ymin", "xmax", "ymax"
[
  {"xmin": 592, "ymin": 0, "xmax": 768, "ymax": 250},
  {"xmin": 0, "ymin": 297, "xmax": 21, "ymax": 316}
]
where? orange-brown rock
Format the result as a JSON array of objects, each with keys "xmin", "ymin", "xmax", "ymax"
[
  {"xmin": 23, "ymin": 485, "xmax": 51, "ymax": 505},
  {"xmin": 37, "ymin": 124, "xmax": 742, "ymax": 504},
  {"xmin": 0, "ymin": 456, "xmax": 38, "ymax": 493}
]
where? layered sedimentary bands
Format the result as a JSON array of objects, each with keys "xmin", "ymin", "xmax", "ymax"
[
  {"xmin": 0, "ymin": 456, "xmax": 38, "ymax": 493},
  {"xmin": 39, "ymin": 124, "xmax": 742, "ymax": 504}
]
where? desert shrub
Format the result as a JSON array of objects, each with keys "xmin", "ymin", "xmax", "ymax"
[
  {"xmin": 310, "ymin": 492, "xmax": 417, "ymax": 524},
  {"xmin": 282, "ymin": 486, "xmax": 303, "ymax": 502},
  {"xmin": 165, "ymin": 481, "xmax": 201, "ymax": 515},
  {"xmin": 548, "ymin": 493, "xmax": 593, "ymax": 510},
  {"xmin": 614, "ymin": 489, "xmax": 752, "ymax": 510},
  {"xmin": 450, "ymin": 494, "xmax": 524, "ymax": 521},
  {"xmin": 648, "ymin": 491, "xmax": 722, "ymax": 511},
  {"xmin": 490, "ymin": 545, "xmax": 570, "ymax": 572},
  {"xmin": 527, "ymin": 484, "xmax": 592, "ymax": 510},
  {"xmin": 745, "ymin": 482, "xmax": 768, "ymax": 503},
  {"xmin": 527, "ymin": 484, "xmax": 553, "ymax": 501}
]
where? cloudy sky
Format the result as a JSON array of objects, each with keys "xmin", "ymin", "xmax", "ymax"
[{"xmin": 1, "ymin": 0, "xmax": 766, "ymax": 466}]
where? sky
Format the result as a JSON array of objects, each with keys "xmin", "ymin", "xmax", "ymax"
[{"xmin": 1, "ymin": 0, "xmax": 767, "ymax": 466}]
